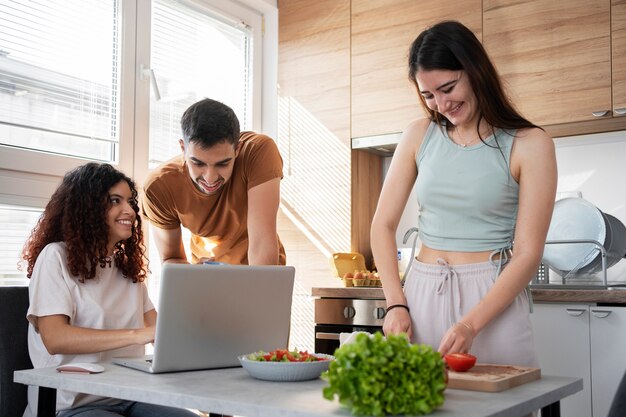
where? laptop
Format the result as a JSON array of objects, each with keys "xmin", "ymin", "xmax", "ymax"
[{"xmin": 112, "ymin": 263, "xmax": 295, "ymax": 373}]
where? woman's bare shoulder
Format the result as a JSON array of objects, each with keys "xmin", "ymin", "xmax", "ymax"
[
  {"xmin": 397, "ymin": 118, "xmax": 432, "ymax": 153},
  {"xmin": 510, "ymin": 126, "xmax": 556, "ymax": 181},
  {"xmin": 515, "ymin": 126, "xmax": 552, "ymax": 143},
  {"xmin": 404, "ymin": 117, "xmax": 432, "ymax": 136},
  {"xmin": 513, "ymin": 127, "xmax": 554, "ymax": 154}
]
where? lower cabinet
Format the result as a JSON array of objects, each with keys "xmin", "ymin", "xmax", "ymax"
[
  {"xmin": 531, "ymin": 303, "xmax": 592, "ymax": 417},
  {"xmin": 531, "ymin": 303, "xmax": 626, "ymax": 417},
  {"xmin": 589, "ymin": 305, "xmax": 626, "ymax": 417}
]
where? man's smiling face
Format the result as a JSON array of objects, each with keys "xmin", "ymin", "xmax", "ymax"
[{"xmin": 180, "ymin": 139, "xmax": 237, "ymax": 196}]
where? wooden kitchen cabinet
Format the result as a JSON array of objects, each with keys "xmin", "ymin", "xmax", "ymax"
[
  {"xmin": 483, "ymin": 0, "xmax": 611, "ymax": 127},
  {"xmin": 278, "ymin": 0, "xmax": 352, "ymax": 254},
  {"xmin": 531, "ymin": 303, "xmax": 626, "ymax": 417},
  {"xmin": 352, "ymin": 0, "xmax": 626, "ymax": 140},
  {"xmin": 350, "ymin": 0, "xmax": 482, "ymax": 139},
  {"xmin": 278, "ymin": 0, "xmax": 381, "ymax": 266}
]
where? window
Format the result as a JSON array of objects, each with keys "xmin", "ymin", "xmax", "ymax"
[
  {"xmin": 0, "ymin": 0, "xmax": 121, "ymax": 162},
  {"xmin": 0, "ymin": 0, "xmax": 263, "ymax": 288},
  {"xmin": 142, "ymin": 0, "xmax": 258, "ymax": 305},
  {"xmin": 0, "ymin": 0, "xmax": 315, "ymax": 359},
  {"xmin": 0, "ymin": 205, "xmax": 42, "ymax": 286},
  {"xmin": 148, "ymin": 0, "xmax": 253, "ymax": 167}
]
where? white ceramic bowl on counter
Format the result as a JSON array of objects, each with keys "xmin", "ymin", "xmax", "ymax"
[{"xmin": 238, "ymin": 353, "xmax": 334, "ymax": 382}]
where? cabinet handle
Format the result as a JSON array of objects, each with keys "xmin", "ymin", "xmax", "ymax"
[
  {"xmin": 565, "ymin": 308, "xmax": 586, "ymax": 316},
  {"xmin": 591, "ymin": 309, "xmax": 612, "ymax": 319},
  {"xmin": 614, "ymin": 108, "xmax": 626, "ymax": 115},
  {"xmin": 591, "ymin": 110, "xmax": 610, "ymax": 117},
  {"xmin": 315, "ymin": 332, "xmax": 341, "ymax": 340}
]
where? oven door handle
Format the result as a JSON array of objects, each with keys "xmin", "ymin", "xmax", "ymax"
[{"xmin": 315, "ymin": 332, "xmax": 341, "ymax": 341}]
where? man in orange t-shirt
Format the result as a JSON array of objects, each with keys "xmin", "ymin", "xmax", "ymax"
[{"xmin": 141, "ymin": 98, "xmax": 286, "ymax": 265}]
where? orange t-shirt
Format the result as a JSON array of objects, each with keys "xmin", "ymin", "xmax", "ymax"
[{"xmin": 141, "ymin": 132, "xmax": 286, "ymax": 265}]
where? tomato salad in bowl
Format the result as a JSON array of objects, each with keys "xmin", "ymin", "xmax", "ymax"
[
  {"xmin": 248, "ymin": 349, "xmax": 329, "ymax": 363},
  {"xmin": 239, "ymin": 349, "xmax": 334, "ymax": 381}
]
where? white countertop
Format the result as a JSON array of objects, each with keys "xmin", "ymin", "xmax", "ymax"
[{"xmin": 15, "ymin": 362, "xmax": 582, "ymax": 417}]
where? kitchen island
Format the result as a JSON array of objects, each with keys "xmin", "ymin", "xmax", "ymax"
[{"xmin": 15, "ymin": 363, "xmax": 581, "ymax": 417}]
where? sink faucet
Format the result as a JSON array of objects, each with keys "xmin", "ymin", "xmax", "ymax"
[{"xmin": 401, "ymin": 227, "xmax": 420, "ymax": 282}]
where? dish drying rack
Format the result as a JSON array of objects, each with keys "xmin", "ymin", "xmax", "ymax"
[{"xmin": 532, "ymin": 239, "xmax": 617, "ymax": 289}]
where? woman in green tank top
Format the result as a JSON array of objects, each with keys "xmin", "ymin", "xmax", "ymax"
[{"xmin": 371, "ymin": 21, "xmax": 557, "ymax": 367}]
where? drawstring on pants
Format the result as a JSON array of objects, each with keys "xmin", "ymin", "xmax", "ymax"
[{"xmin": 435, "ymin": 258, "xmax": 463, "ymax": 331}]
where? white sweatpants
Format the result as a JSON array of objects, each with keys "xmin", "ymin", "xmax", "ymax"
[{"xmin": 403, "ymin": 259, "xmax": 537, "ymax": 367}]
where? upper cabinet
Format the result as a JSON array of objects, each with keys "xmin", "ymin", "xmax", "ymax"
[
  {"xmin": 350, "ymin": 0, "xmax": 626, "ymax": 141},
  {"xmin": 350, "ymin": 0, "xmax": 482, "ymax": 139},
  {"xmin": 613, "ymin": 0, "xmax": 626, "ymax": 114},
  {"xmin": 483, "ymin": 0, "xmax": 611, "ymax": 126}
]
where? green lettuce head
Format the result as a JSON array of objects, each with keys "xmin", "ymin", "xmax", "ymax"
[{"xmin": 322, "ymin": 332, "xmax": 446, "ymax": 416}]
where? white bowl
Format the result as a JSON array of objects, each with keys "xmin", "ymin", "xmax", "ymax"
[
  {"xmin": 542, "ymin": 198, "xmax": 606, "ymax": 272},
  {"xmin": 238, "ymin": 353, "xmax": 334, "ymax": 382}
]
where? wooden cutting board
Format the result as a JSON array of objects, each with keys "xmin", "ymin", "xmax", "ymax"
[{"xmin": 447, "ymin": 364, "xmax": 541, "ymax": 392}]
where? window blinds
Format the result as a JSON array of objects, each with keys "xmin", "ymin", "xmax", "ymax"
[
  {"xmin": 148, "ymin": 0, "xmax": 252, "ymax": 167},
  {"xmin": 0, "ymin": 0, "xmax": 120, "ymax": 161}
]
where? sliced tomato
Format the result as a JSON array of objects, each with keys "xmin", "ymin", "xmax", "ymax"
[
  {"xmin": 274, "ymin": 349, "xmax": 287, "ymax": 361},
  {"xmin": 444, "ymin": 353, "xmax": 477, "ymax": 372}
]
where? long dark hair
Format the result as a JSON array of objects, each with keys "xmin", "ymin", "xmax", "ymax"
[
  {"xmin": 21, "ymin": 162, "xmax": 148, "ymax": 283},
  {"xmin": 408, "ymin": 20, "xmax": 539, "ymax": 136}
]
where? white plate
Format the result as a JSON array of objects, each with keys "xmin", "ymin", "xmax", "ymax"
[
  {"xmin": 238, "ymin": 353, "xmax": 334, "ymax": 382},
  {"xmin": 542, "ymin": 197, "xmax": 606, "ymax": 272}
]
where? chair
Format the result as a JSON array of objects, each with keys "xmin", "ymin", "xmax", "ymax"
[
  {"xmin": 0, "ymin": 286, "xmax": 33, "ymax": 417},
  {"xmin": 608, "ymin": 368, "xmax": 626, "ymax": 417}
]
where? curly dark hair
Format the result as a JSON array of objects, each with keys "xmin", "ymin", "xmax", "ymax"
[{"xmin": 21, "ymin": 162, "xmax": 148, "ymax": 283}]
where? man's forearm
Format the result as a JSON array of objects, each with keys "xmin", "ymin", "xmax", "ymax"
[{"xmin": 248, "ymin": 242, "xmax": 279, "ymax": 265}]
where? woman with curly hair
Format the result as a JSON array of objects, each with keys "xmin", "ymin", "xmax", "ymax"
[{"xmin": 21, "ymin": 163, "xmax": 196, "ymax": 417}]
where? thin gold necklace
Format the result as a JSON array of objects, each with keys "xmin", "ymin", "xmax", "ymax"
[
  {"xmin": 451, "ymin": 127, "xmax": 491, "ymax": 147},
  {"xmin": 451, "ymin": 129, "xmax": 480, "ymax": 147}
]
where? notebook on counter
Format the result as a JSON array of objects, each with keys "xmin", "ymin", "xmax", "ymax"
[{"xmin": 113, "ymin": 263, "xmax": 295, "ymax": 373}]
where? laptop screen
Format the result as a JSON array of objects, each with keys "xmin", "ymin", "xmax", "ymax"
[{"xmin": 150, "ymin": 263, "xmax": 295, "ymax": 373}]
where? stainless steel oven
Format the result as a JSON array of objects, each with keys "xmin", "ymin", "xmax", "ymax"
[{"xmin": 314, "ymin": 298, "xmax": 386, "ymax": 354}]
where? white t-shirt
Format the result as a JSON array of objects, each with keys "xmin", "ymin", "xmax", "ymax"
[{"xmin": 24, "ymin": 242, "xmax": 154, "ymax": 417}]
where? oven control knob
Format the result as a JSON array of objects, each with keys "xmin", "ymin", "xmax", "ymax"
[
  {"xmin": 343, "ymin": 306, "xmax": 356, "ymax": 319},
  {"xmin": 374, "ymin": 307, "xmax": 386, "ymax": 320}
]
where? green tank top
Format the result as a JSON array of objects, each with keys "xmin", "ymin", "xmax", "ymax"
[{"xmin": 415, "ymin": 122, "xmax": 519, "ymax": 252}]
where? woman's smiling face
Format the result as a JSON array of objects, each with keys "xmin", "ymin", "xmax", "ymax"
[
  {"xmin": 105, "ymin": 180, "xmax": 136, "ymax": 252},
  {"xmin": 415, "ymin": 70, "xmax": 478, "ymax": 128}
]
